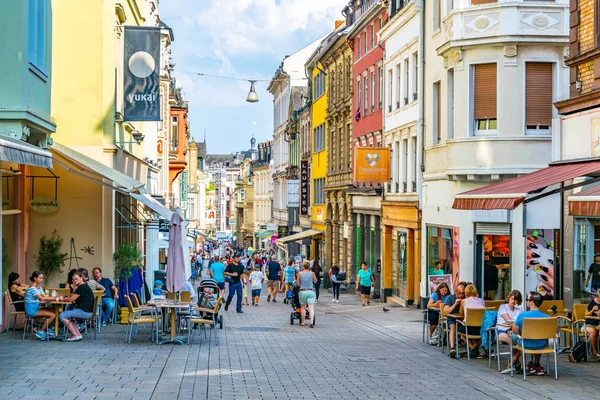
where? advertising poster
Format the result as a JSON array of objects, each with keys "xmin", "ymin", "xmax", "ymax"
[
  {"xmin": 353, "ymin": 147, "xmax": 391, "ymax": 183},
  {"xmin": 526, "ymin": 229, "xmax": 556, "ymax": 300},
  {"xmin": 452, "ymin": 226, "xmax": 460, "ymax": 293},
  {"xmin": 429, "ymin": 274, "xmax": 453, "ymax": 296}
]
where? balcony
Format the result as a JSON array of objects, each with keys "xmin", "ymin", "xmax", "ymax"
[
  {"xmin": 438, "ymin": 1, "xmax": 567, "ymax": 56},
  {"xmin": 355, "ymin": 0, "xmax": 382, "ymax": 23}
]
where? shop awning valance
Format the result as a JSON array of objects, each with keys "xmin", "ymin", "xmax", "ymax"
[
  {"xmin": 276, "ymin": 229, "xmax": 324, "ymax": 245},
  {"xmin": 130, "ymin": 193, "xmax": 173, "ymax": 221},
  {"xmin": 453, "ymin": 160, "xmax": 600, "ymax": 210},
  {"xmin": 0, "ymin": 135, "xmax": 52, "ymax": 168},
  {"xmin": 51, "ymin": 143, "xmax": 145, "ymax": 193},
  {"xmin": 569, "ymin": 185, "xmax": 600, "ymax": 216}
]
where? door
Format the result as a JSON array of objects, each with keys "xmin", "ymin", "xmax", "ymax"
[{"xmin": 397, "ymin": 231, "xmax": 408, "ymax": 299}]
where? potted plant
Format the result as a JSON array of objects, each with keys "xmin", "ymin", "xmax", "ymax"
[
  {"xmin": 33, "ymin": 230, "xmax": 68, "ymax": 285},
  {"xmin": 113, "ymin": 242, "xmax": 143, "ymax": 296}
]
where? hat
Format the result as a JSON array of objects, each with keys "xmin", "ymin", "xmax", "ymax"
[
  {"xmin": 595, "ymin": 253, "xmax": 600, "ymax": 257},
  {"xmin": 234, "ymin": 252, "xmax": 241, "ymax": 258},
  {"xmin": 154, "ymin": 280, "xmax": 163, "ymax": 288}
]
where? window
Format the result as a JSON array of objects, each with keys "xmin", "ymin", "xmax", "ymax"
[
  {"xmin": 370, "ymin": 71, "xmax": 375, "ymax": 113},
  {"xmin": 357, "ymin": 78, "xmax": 362, "ymax": 110},
  {"xmin": 434, "ymin": 0, "xmax": 441, "ymax": 30},
  {"xmin": 393, "ymin": 141, "xmax": 400, "ymax": 192},
  {"xmin": 357, "ymin": 37, "xmax": 361, "ymax": 58},
  {"xmin": 370, "ymin": 25, "xmax": 375, "ymax": 49},
  {"xmin": 171, "ymin": 116, "xmax": 178, "ymax": 152},
  {"xmin": 448, "ymin": 68, "xmax": 455, "ymax": 139},
  {"xmin": 403, "ymin": 58, "xmax": 409, "ymax": 105},
  {"xmin": 314, "ymin": 178, "xmax": 325, "ymax": 204},
  {"xmin": 363, "ymin": 32, "xmax": 367, "ymax": 55},
  {"xmin": 396, "ymin": 64, "xmax": 401, "ymax": 109},
  {"xmin": 189, "ymin": 199, "xmax": 195, "ymax": 220},
  {"xmin": 525, "ymin": 62, "xmax": 553, "ymax": 134},
  {"xmin": 402, "ymin": 139, "xmax": 408, "ymax": 192},
  {"xmin": 378, "ymin": 66, "xmax": 383, "ymax": 109},
  {"xmin": 364, "ymin": 76, "xmax": 368, "ymax": 116},
  {"xmin": 473, "ymin": 63, "xmax": 497, "ymax": 134},
  {"xmin": 413, "ymin": 53, "xmax": 418, "ymax": 101},
  {"xmin": 28, "ymin": 0, "xmax": 47, "ymax": 77},
  {"xmin": 433, "ymin": 82, "xmax": 441, "ymax": 144},
  {"xmin": 411, "ymin": 136, "xmax": 417, "ymax": 191},
  {"xmin": 313, "ymin": 123, "xmax": 325, "ymax": 152},
  {"xmin": 387, "ymin": 69, "xmax": 393, "ymax": 112},
  {"xmin": 314, "ymin": 71, "xmax": 325, "ymax": 99}
]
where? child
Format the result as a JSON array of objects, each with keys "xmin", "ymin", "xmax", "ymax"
[
  {"xmin": 153, "ymin": 280, "xmax": 165, "ymax": 296},
  {"xmin": 249, "ymin": 264, "xmax": 264, "ymax": 306},
  {"xmin": 241, "ymin": 268, "xmax": 250, "ymax": 306}
]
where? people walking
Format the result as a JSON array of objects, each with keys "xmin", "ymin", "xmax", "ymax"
[
  {"xmin": 329, "ymin": 265, "xmax": 341, "ymax": 303},
  {"xmin": 224, "ymin": 253, "xmax": 245, "ymax": 313},
  {"xmin": 249, "ymin": 264, "xmax": 264, "ymax": 306},
  {"xmin": 356, "ymin": 262, "xmax": 375, "ymax": 306},
  {"xmin": 298, "ymin": 261, "xmax": 317, "ymax": 328},
  {"xmin": 266, "ymin": 255, "xmax": 282, "ymax": 303},
  {"xmin": 311, "ymin": 259, "xmax": 323, "ymax": 303}
]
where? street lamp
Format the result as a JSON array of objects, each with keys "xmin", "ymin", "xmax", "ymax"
[{"xmin": 246, "ymin": 80, "xmax": 258, "ymax": 103}]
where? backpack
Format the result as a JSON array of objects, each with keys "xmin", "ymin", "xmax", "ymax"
[{"xmin": 569, "ymin": 341, "xmax": 588, "ymax": 363}]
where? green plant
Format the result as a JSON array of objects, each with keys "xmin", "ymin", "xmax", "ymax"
[
  {"xmin": 34, "ymin": 230, "xmax": 68, "ymax": 281},
  {"xmin": 113, "ymin": 242, "xmax": 143, "ymax": 283}
]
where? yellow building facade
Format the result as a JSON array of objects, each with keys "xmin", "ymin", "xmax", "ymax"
[{"xmin": 309, "ymin": 64, "xmax": 328, "ymax": 232}]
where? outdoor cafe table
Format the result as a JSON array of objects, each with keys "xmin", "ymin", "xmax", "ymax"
[
  {"xmin": 147, "ymin": 300, "xmax": 192, "ymax": 345},
  {"xmin": 44, "ymin": 299, "xmax": 73, "ymax": 335}
]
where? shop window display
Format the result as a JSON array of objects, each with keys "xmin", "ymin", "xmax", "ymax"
[
  {"xmin": 427, "ymin": 226, "xmax": 459, "ymax": 293},
  {"xmin": 482, "ymin": 235, "xmax": 510, "ymax": 300},
  {"xmin": 574, "ymin": 220, "xmax": 600, "ymax": 300}
]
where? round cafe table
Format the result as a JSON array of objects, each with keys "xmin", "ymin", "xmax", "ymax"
[{"xmin": 147, "ymin": 300, "xmax": 191, "ymax": 345}]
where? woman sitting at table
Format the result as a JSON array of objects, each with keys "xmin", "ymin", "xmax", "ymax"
[
  {"xmin": 585, "ymin": 290, "xmax": 600, "ymax": 361},
  {"xmin": 459, "ymin": 284, "xmax": 486, "ymax": 359},
  {"xmin": 427, "ymin": 282, "xmax": 450, "ymax": 345},
  {"xmin": 65, "ymin": 269, "xmax": 78, "ymax": 292},
  {"xmin": 8, "ymin": 272, "xmax": 27, "ymax": 312},
  {"xmin": 25, "ymin": 271, "xmax": 58, "ymax": 340},
  {"xmin": 496, "ymin": 290, "xmax": 523, "ymax": 371},
  {"xmin": 58, "ymin": 271, "xmax": 94, "ymax": 342}
]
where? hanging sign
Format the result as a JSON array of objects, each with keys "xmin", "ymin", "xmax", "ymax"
[
  {"xmin": 123, "ymin": 26, "xmax": 161, "ymax": 121},
  {"xmin": 29, "ymin": 196, "xmax": 59, "ymax": 213},
  {"xmin": 181, "ymin": 170, "xmax": 188, "ymax": 209},
  {"xmin": 353, "ymin": 147, "xmax": 391, "ymax": 183},
  {"xmin": 300, "ymin": 160, "xmax": 309, "ymax": 216}
]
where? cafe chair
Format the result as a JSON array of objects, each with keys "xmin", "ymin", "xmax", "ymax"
[
  {"xmin": 6, "ymin": 290, "xmax": 24, "ymax": 331},
  {"xmin": 558, "ymin": 304, "xmax": 588, "ymax": 354},
  {"xmin": 484, "ymin": 300, "xmax": 505, "ymax": 311},
  {"xmin": 420, "ymin": 296, "xmax": 430, "ymax": 343},
  {"xmin": 540, "ymin": 300, "xmax": 565, "ymax": 317},
  {"xmin": 188, "ymin": 297, "xmax": 223, "ymax": 345},
  {"xmin": 62, "ymin": 296, "xmax": 100, "ymax": 341},
  {"xmin": 124, "ymin": 295, "xmax": 159, "ymax": 344},
  {"xmin": 92, "ymin": 290, "xmax": 104, "ymax": 333},
  {"xmin": 22, "ymin": 315, "xmax": 50, "ymax": 341},
  {"xmin": 509, "ymin": 317, "xmax": 559, "ymax": 381},
  {"xmin": 455, "ymin": 308, "xmax": 486, "ymax": 361}
]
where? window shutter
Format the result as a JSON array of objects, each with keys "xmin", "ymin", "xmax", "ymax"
[
  {"xmin": 436, "ymin": 82, "xmax": 441, "ymax": 142},
  {"xmin": 473, "ymin": 63, "xmax": 497, "ymax": 120},
  {"xmin": 526, "ymin": 63, "xmax": 553, "ymax": 127}
]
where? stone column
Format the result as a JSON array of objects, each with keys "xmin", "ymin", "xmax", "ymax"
[
  {"xmin": 382, "ymin": 224, "xmax": 393, "ymax": 301},
  {"xmin": 413, "ymin": 228, "xmax": 422, "ymax": 304}
]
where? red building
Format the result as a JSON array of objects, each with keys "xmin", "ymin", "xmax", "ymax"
[{"xmin": 348, "ymin": 0, "xmax": 386, "ymax": 165}]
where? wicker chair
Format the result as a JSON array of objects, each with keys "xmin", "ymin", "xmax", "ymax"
[
  {"xmin": 455, "ymin": 307, "xmax": 486, "ymax": 361},
  {"xmin": 6, "ymin": 289, "xmax": 25, "ymax": 332},
  {"xmin": 509, "ymin": 317, "xmax": 559, "ymax": 380}
]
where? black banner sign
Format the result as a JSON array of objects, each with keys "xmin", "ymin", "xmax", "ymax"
[
  {"xmin": 124, "ymin": 26, "xmax": 161, "ymax": 121},
  {"xmin": 300, "ymin": 160, "xmax": 309, "ymax": 215}
]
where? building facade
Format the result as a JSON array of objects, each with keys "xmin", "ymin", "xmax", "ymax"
[{"xmin": 253, "ymin": 141, "xmax": 274, "ymax": 249}]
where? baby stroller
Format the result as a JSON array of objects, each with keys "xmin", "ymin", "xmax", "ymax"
[
  {"xmin": 196, "ymin": 278, "xmax": 224, "ymax": 330},
  {"xmin": 284, "ymin": 287, "xmax": 293, "ymax": 304},
  {"xmin": 289, "ymin": 285, "xmax": 316, "ymax": 326}
]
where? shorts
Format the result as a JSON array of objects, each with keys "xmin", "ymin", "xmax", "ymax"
[
  {"xmin": 267, "ymin": 280, "xmax": 279, "ymax": 291},
  {"xmin": 298, "ymin": 290, "xmax": 316, "ymax": 305},
  {"xmin": 59, "ymin": 308, "xmax": 93, "ymax": 321},
  {"xmin": 216, "ymin": 282, "xmax": 225, "ymax": 291},
  {"xmin": 359, "ymin": 285, "xmax": 371, "ymax": 295},
  {"xmin": 251, "ymin": 289, "xmax": 261, "ymax": 297},
  {"xmin": 509, "ymin": 332, "xmax": 548, "ymax": 350},
  {"xmin": 284, "ymin": 280, "xmax": 294, "ymax": 287},
  {"xmin": 25, "ymin": 303, "xmax": 40, "ymax": 317},
  {"xmin": 458, "ymin": 325, "xmax": 481, "ymax": 336},
  {"xmin": 427, "ymin": 309, "xmax": 441, "ymax": 325}
]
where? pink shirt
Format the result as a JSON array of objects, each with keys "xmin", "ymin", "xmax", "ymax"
[{"xmin": 464, "ymin": 296, "xmax": 485, "ymax": 310}]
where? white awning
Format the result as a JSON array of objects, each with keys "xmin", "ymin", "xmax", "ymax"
[
  {"xmin": 51, "ymin": 143, "xmax": 145, "ymax": 193},
  {"xmin": 276, "ymin": 229, "xmax": 324, "ymax": 245},
  {"xmin": 130, "ymin": 193, "xmax": 173, "ymax": 221},
  {"xmin": 0, "ymin": 135, "xmax": 52, "ymax": 168}
]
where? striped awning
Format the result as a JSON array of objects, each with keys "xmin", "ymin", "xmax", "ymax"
[
  {"xmin": 569, "ymin": 185, "xmax": 600, "ymax": 216},
  {"xmin": 453, "ymin": 160, "xmax": 600, "ymax": 210},
  {"xmin": 0, "ymin": 135, "xmax": 52, "ymax": 168}
]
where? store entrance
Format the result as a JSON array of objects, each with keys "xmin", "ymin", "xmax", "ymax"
[
  {"xmin": 476, "ymin": 231, "xmax": 511, "ymax": 300},
  {"xmin": 396, "ymin": 231, "xmax": 408, "ymax": 299}
]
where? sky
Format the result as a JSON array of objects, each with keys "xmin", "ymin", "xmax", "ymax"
[{"xmin": 160, "ymin": 0, "xmax": 347, "ymax": 155}]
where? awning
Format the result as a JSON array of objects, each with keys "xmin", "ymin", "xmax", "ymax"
[
  {"xmin": 0, "ymin": 135, "xmax": 52, "ymax": 168},
  {"xmin": 453, "ymin": 160, "xmax": 600, "ymax": 210},
  {"xmin": 569, "ymin": 185, "xmax": 600, "ymax": 216},
  {"xmin": 130, "ymin": 193, "xmax": 173, "ymax": 221},
  {"xmin": 256, "ymin": 230, "xmax": 273, "ymax": 238},
  {"xmin": 276, "ymin": 229, "xmax": 324, "ymax": 245},
  {"xmin": 51, "ymin": 143, "xmax": 145, "ymax": 193}
]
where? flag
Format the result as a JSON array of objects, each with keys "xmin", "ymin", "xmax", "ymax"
[{"xmin": 355, "ymin": 106, "xmax": 361, "ymax": 121}]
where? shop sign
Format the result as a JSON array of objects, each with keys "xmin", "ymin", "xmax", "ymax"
[
  {"xmin": 267, "ymin": 223, "xmax": 277, "ymax": 231},
  {"xmin": 300, "ymin": 160, "xmax": 309, "ymax": 216},
  {"xmin": 181, "ymin": 170, "xmax": 188, "ymax": 210},
  {"xmin": 259, "ymin": 224, "xmax": 267, "ymax": 230},
  {"xmin": 270, "ymin": 235, "xmax": 278, "ymax": 245},
  {"xmin": 472, "ymin": 209, "xmax": 510, "ymax": 223},
  {"xmin": 353, "ymin": 147, "xmax": 391, "ymax": 183},
  {"xmin": 278, "ymin": 225, "xmax": 288, "ymax": 238},
  {"xmin": 29, "ymin": 196, "xmax": 59, "ymax": 213},
  {"xmin": 229, "ymin": 218, "xmax": 236, "ymax": 226}
]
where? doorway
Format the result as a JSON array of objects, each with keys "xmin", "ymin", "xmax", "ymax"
[
  {"xmin": 476, "ymin": 232, "xmax": 511, "ymax": 300},
  {"xmin": 396, "ymin": 231, "xmax": 408, "ymax": 299}
]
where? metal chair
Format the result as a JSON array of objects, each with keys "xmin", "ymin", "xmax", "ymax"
[
  {"xmin": 421, "ymin": 296, "xmax": 430, "ymax": 342},
  {"xmin": 124, "ymin": 295, "xmax": 159, "ymax": 344},
  {"xmin": 22, "ymin": 315, "xmax": 50, "ymax": 341},
  {"xmin": 509, "ymin": 317, "xmax": 559, "ymax": 380},
  {"xmin": 188, "ymin": 297, "xmax": 223, "ymax": 345},
  {"xmin": 62, "ymin": 296, "xmax": 100, "ymax": 340},
  {"xmin": 6, "ymin": 289, "xmax": 24, "ymax": 331},
  {"xmin": 455, "ymin": 308, "xmax": 486, "ymax": 361}
]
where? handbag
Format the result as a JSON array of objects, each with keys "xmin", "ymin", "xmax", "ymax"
[
  {"xmin": 336, "ymin": 272, "xmax": 347, "ymax": 281},
  {"xmin": 225, "ymin": 276, "xmax": 234, "ymax": 283}
]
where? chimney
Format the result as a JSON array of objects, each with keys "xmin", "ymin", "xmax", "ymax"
[{"xmin": 335, "ymin": 20, "xmax": 344, "ymax": 29}]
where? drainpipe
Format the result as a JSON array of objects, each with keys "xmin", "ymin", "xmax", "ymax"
[{"xmin": 417, "ymin": 0, "xmax": 426, "ymax": 210}]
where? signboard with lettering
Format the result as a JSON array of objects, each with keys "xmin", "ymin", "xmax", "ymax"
[
  {"xmin": 181, "ymin": 170, "xmax": 188, "ymax": 210},
  {"xmin": 29, "ymin": 196, "xmax": 59, "ymax": 213},
  {"xmin": 471, "ymin": 209, "xmax": 511, "ymax": 223},
  {"xmin": 278, "ymin": 225, "xmax": 288, "ymax": 238},
  {"xmin": 300, "ymin": 160, "xmax": 309, "ymax": 216},
  {"xmin": 353, "ymin": 147, "xmax": 391, "ymax": 183}
]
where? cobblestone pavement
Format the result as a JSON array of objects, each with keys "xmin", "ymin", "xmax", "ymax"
[{"xmin": 1, "ymin": 288, "xmax": 600, "ymax": 400}]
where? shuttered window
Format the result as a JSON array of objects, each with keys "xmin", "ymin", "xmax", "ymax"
[
  {"xmin": 525, "ymin": 62, "xmax": 553, "ymax": 130},
  {"xmin": 434, "ymin": 81, "xmax": 441, "ymax": 144},
  {"xmin": 474, "ymin": 63, "xmax": 497, "ymax": 119}
]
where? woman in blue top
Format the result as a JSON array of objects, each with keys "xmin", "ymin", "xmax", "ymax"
[
  {"xmin": 426, "ymin": 282, "xmax": 450, "ymax": 344},
  {"xmin": 356, "ymin": 262, "xmax": 374, "ymax": 307},
  {"xmin": 25, "ymin": 271, "xmax": 58, "ymax": 340}
]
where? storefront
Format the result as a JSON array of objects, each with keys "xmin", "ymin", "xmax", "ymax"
[
  {"xmin": 351, "ymin": 193, "xmax": 382, "ymax": 298},
  {"xmin": 382, "ymin": 201, "xmax": 420, "ymax": 305}
]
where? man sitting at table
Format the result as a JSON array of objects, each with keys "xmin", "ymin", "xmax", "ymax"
[
  {"xmin": 443, "ymin": 281, "xmax": 467, "ymax": 358},
  {"xmin": 92, "ymin": 267, "xmax": 118, "ymax": 326},
  {"xmin": 79, "ymin": 268, "xmax": 105, "ymax": 291},
  {"xmin": 59, "ymin": 271, "xmax": 95, "ymax": 342},
  {"xmin": 510, "ymin": 291, "xmax": 549, "ymax": 376}
]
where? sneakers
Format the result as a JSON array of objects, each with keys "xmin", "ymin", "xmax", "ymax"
[
  {"xmin": 535, "ymin": 364, "xmax": 545, "ymax": 376},
  {"xmin": 429, "ymin": 335, "xmax": 438, "ymax": 346},
  {"xmin": 272, "ymin": 299, "xmax": 277, "ymax": 303},
  {"xmin": 514, "ymin": 361, "xmax": 522, "ymax": 373},
  {"xmin": 527, "ymin": 361, "xmax": 536, "ymax": 375},
  {"xmin": 102, "ymin": 321, "xmax": 107, "ymax": 327},
  {"xmin": 66, "ymin": 335, "xmax": 82, "ymax": 342},
  {"xmin": 592, "ymin": 354, "xmax": 600, "ymax": 362},
  {"xmin": 267, "ymin": 295, "xmax": 271, "ymax": 302},
  {"xmin": 224, "ymin": 303, "xmax": 229, "ymax": 312},
  {"xmin": 449, "ymin": 347, "xmax": 457, "ymax": 358},
  {"xmin": 236, "ymin": 310, "xmax": 244, "ymax": 314},
  {"xmin": 332, "ymin": 298, "xmax": 336, "ymax": 303},
  {"xmin": 469, "ymin": 347, "xmax": 479, "ymax": 359},
  {"xmin": 35, "ymin": 331, "xmax": 47, "ymax": 341},
  {"xmin": 335, "ymin": 299, "xmax": 339, "ymax": 303}
]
